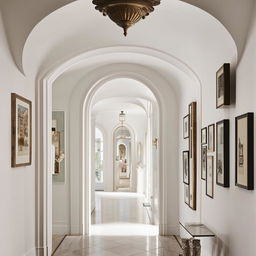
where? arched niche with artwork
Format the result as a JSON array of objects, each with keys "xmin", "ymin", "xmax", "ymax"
[{"xmin": 113, "ymin": 126, "xmax": 132, "ymax": 191}]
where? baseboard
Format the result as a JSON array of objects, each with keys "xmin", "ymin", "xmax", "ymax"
[
  {"xmin": 53, "ymin": 222, "xmax": 69, "ymax": 234},
  {"xmin": 24, "ymin": 247, "xmax": 36, "ymax": 256}
]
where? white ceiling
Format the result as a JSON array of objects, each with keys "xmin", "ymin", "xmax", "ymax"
[
  {"xmin": 91, "ymin": 78, "xmax": 154, "ymax": 115},
  {"xmin": 1, "ymin": 0, "xmax": 254, "ymax": 72}
]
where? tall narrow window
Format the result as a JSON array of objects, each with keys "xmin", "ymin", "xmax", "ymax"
[{"xmin": 95, "ymin": 128, "xmax": 104, "ymax": 184}]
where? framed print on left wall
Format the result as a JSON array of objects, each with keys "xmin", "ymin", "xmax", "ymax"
[{"xmin": 11, "ymin": 93, "xmax": 32, "ymax": 167}]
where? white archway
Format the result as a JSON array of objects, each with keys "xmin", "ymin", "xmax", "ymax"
[{"xmin": 36, "ymin": 47, "xmax": 201, "ymax": 255}]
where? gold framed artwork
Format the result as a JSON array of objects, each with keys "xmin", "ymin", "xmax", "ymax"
[
  {"xmin": 11, "ymin": 93, "xmax": 32, "ymax": 167},
  {"xmin": 188, "ymin": 101, "xmax": 197, "ymax": 210}
]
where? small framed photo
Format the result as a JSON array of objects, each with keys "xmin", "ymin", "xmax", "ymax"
[
  {"xmin": 11, "ymin": 93, "xmax": 32, "ymax": 167},
  {"xmin": 208, "ymin": 124, "xmax": 215, "ymax": 152},
  {"xmin": 216, "ymin": 120, "xmax": 230, "ymax": 187},
  {"xmin": 201, "ymin": 145, "xmax": 207, "ymax": 180},
  {"xmin": 201, "ymin": 127, "xmax": 207, "ymax": 144},
  {"xmin": 216, "ymin": 63, "xmax": 230, "ymax": 108},
  {"xmin": 183, "ymin": 151, "xmax": 189, "ymax": 184},
  {"xmin": 184, "ymin": 184, "xmax": 190, "ymax": 205},
  {"xmin": 235, "ymin": 113, "xmax": 254, "ymax": 190},
  {"xmin": 183, "ymin": 114, "xmax": 189, "ymax": 139},
  {"xmin": 206, "ymin": 156, "xmax": 214, "ymax": 198}
]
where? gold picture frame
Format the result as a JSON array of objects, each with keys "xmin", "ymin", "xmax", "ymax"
[{"xmin": 11, "ymin": 93, "xmax": 32, "ymax": 167}]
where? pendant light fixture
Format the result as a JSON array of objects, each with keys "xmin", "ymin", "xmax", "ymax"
[{"xmin": 92, "ymin": 0, "xmax": 161, "ymax": 36}]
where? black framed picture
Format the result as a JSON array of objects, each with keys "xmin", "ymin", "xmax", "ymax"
[
  {"xmin": 183, "ymin": 151, "xmax": 189, "ymax": 185},
  {"xmin": 201, "ymin": 127, "xmax": 207, "ymax": 144},
  {"xmin": 235, "ymin": 113, "xmax": 254, "ymax": 190},
  {"xmin": 201, "ymin": 145, "xmax": 207, "ymax": 180},
  {"xmin": 184, "ymin": 184, "xmax": 190, "ymax": 205},
  {"xmin": 183, "ymin": 114, "xmax": 189, "ymax": 139},
  {"xmin": 216, "ymin": 63, "xmax": 230, "ymax": 108},
  {"xmin": 216, "ymin": 120, "xmax": 230, "ymax": 187},
  {"xmin": 208, "ymin": 124, "xmax": 215, "ymax": 152},
  {"xmin": 206, "ymin": 156, "xmax": 214, "ymax": 198}
]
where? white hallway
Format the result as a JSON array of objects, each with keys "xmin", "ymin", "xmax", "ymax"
[
  {"xmin": 54, "ymin": 192, "xmax": 182, "ymax": 256},
  {"xmin": 1, "ymin": 1, "xmax": 256, "ymax": 256}
]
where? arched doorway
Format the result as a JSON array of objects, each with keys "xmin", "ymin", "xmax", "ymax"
[
  {"xmin": 36, "ymin": 47, "xmax": 201, "ymax": 255},
  {"xmin": 113, "ymin": 125, "xmax": 133, "ymax": 192}
]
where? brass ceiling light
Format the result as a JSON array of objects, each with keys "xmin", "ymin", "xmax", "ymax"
[{"xmin": 92, "ymin": 0, "xmax": 161, "ymax": 36}]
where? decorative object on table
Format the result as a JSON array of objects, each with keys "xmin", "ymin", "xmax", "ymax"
[
  {"xmin": 201, "ymin": 145, "xmax": 207, "ymax": 180},
  {"xmin": 183, "ymin": 114, "xmax": 189, "ymax": 139},
  {"xmin": 189, "ymin": 239, "xmax": 201, "ymax": 256},
  {"xmin": 235, "ymin": 113, "xmax": 254, "ymax": 190},
  {"xmin": 206, "ymin": 156, "xmax": 214, "ymax": 198},
  {"xmin": 216, "ymin": 63, "xmax": 230, "ymax": 108},
  {"xmin": 184, "ymin": 184, "xmax": 190, "ymax": 205},
  {"xmin": 216, "ymin": 119, "xmax": 230, "ymax": 187},
  {"xmin": 181, "ymin": 239, "xmax": 190, "ymax": 256},
  {"xmin": 201, "ymin": 127, "xmax": 207, "ymax": 145},
  {"xmin": 92, "ymin": 0, "xmax": 161, "ymax": 36},
  {"xmin": 188, "ymin": 102, "xmax": 197, "ymax": 210},
  {"xmin": 52, "ymin": 111, "xmax": 65, "ymax": 182},
  {"xmin": 183, "ymin": 150, "xmax": 189, "ymax": 185},
  {"xmin": 208, "ymin": 124, "xmax": 215, "ymax": 152},
  {"xmin": 11, "ymin": 93, "xmax": 32, "ymax": 167}
]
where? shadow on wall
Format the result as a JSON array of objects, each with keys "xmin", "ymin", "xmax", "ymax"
[{"xmin": 213, "ymin": 236, "xmax": 229, "ymax": 256}]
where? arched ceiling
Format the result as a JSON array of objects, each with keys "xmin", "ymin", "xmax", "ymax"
[
  {"xmin": 1, "ymin": 0, "xmax": 251, "ymax": 74},
  {"xmin": 91, "ymin": 78, "xmax": 155, "ymax": 115},
  {"xmin": 181, "ymin": 0, "xmax": 255, "ymax": 58}
]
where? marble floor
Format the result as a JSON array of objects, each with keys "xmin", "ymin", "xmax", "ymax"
[{"xmin": 54, "ymin": 192, "xmax": 182, "ymax": 255}]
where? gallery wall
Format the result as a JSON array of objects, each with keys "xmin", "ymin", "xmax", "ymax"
[
  {"xmin": 0, "ymin": 12, "xmax": 35, "ymax": 256},
  {"xmin": 199, "ymin": 4, "xmax": 256, "ymax": 255}
]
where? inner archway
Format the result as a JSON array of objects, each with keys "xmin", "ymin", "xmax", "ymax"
[{"xmin": 88, "ymin": 77, "xmax": 160, "ymax": 236}]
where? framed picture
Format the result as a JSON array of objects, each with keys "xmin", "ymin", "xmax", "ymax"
[
  {"xmin": 201, "ymin": 145, "xmax": 207, "ymax": 180},
  {"xmin": 201, "ymin": 127, "xmax": 207, "ymax": 144},
  {"xmin": 235, "ymin": 113, "xmax": 254, "ymax": 190},
  {"xmin": 183, "ymin": 114, "xmax": 189, "ymax": 139},
  {"xmin": 216, "ymin": 63, "xmax": 230, "ymax": 108},
  {"xmin": 11, "ymin": 93, "xmax": 32, "ymax": 167},
  {"xmin": 183, "ymin": 151, "xmax": 189, "ymax": 184},
  {"xmin": 208, "ymin": 124, "xmax": 215, "ymax": 152},
  {"xmin": 216, "ymin": 120, "xmax": 230, "ymax": 187},
  {"xmin": 206, "ymin": 156, "xmax": 214, "ymax": 198},
  {"xmin": 184, "ymin": 184, "xmax": 190, "ymax": 205},
  {"xmin": 188, "ymin": 102, "xmax": 197, "ymax": 210}
]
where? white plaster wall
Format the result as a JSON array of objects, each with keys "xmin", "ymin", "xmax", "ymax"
[
  {"xmin": 200, "ymin": 4, "xmax": 256, "ymax": 255},
  {"xmin": 0, "ymin": 12, "xmax": 35, "ymax": 256},
  {"xmin": 52, "ymin": 84, "xmax": 71, "ymax": 235}
]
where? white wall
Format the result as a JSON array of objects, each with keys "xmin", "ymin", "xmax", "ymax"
[
  {"xmin": 0, "ymin": 11, "xmax": 35, "ymax": 256},
  {"xmin": 199, "ymin": 4, "xmax": 256, "ymax": 255}
]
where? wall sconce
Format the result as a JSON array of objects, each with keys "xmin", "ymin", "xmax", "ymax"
[{"xmin": 152, "ymin": 138, "xmax": 158, "ymax": 149}]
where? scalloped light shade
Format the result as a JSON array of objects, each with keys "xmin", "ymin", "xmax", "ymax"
[{"xmin": 92, "ymin": 0, "xmax": 161, "ymax": 36}]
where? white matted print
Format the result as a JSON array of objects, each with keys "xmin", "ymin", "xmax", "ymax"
[
  {"xmin": 235, "ymin": 113, "xmax": 254, "ymax": 190},
  {"xmin": 206, "ymin": 156, "xmax": 214, "ymax": 198}
]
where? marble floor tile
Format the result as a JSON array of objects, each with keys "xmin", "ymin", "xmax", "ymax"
[{"xmin": 54, "ymin": 192, "xmax": 182, "ymax": 255}]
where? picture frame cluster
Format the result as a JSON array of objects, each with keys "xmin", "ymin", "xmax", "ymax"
[{"xmin": 183, "ymin": 62, "xmax": 254, "ymax": 209}]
